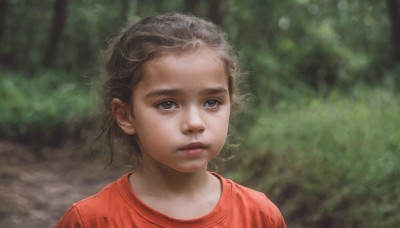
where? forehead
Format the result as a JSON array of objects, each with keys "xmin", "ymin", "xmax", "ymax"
[
  {"xmin": 135, "ymin": 47, "xmax": 228, "ymax": 91},
  {"xmin": 153, "ymin": 46, "xmax": 223, "ymax": 65},
  {"xmin": 143, "ymin": 47, "xmax": 225, "ymax": 77}
]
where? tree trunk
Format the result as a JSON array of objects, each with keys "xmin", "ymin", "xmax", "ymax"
[
  {"xmin": 184, "ymin": 0, "xmax": 200, "ymax": 16},
  {"xmin": 121, "ymin": 0, "xmax": 130, "ymax": 23},
  {"xmin": 208, "ymin": 0, "xmax": 223, "ymax": 26},
  {"xmin": 42, "ymin": 0, "xmax": 68, "ymax": 67},
  {"xmin": 0, "ymin": 0, "xmax": 8, "ymax": 46},
  {"xmin": 388, "ymin": 0, "xmax": 400, "ymax": 63}
]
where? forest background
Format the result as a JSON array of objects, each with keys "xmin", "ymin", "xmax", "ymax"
[{"xmin": 1, "ymin": 0, "xmax": 400, "ymax": 227}]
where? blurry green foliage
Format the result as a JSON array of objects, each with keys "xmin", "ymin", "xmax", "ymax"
[
  {"xmin": 229, "ymin": 87, "xmax": 400, "ymax": 227},
  {"xmin": 0, "ymin": 69, "xmax": 96, "ymax": 144}
]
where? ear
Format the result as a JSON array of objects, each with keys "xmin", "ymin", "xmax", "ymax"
[{"xmin": 111, "ymin": 98, "xmax": 136, "ymax": 135}]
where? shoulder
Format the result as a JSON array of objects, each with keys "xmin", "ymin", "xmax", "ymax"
[
  {"xmin": 74, "ymin": 177, "xmax": 121, "ymax": 213},
  {"xmin": 234, "ymin": 181, "xmax": 275, "ymax": 208},
  {"xmin": 217, "ymin": 174, "xmax": 286, "ymax": 227},
  {"xmin": 56, "ymin": 204, "xmax": 85, "ymax": 228},
  {"xmin": 233, "ymin": 180, "xmax": 281, "ymax": 213},
  {"xmin": 56, "ymin": 174, "xmax": 129, "ymax": 227},
  {"xmin": 218, "ymin": 174, "xmax": 276, "ymax": 210}
]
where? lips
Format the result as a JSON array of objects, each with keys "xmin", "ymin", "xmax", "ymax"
[
  {"xmin": 179, "ymin": 142, "xmax": 207, "ymax": 155},
  {"xmin": 180, "ymin": 142, "xmax": 206, "ymax": 150}
]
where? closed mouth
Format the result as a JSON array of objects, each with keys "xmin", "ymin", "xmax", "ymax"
[{"xmin": 180, "ymin": 142, "xmax": 207, "ymax": 150}]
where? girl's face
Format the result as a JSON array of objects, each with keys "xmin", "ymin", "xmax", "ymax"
[{"xmin": 119, "ymin": 47, "xmax": 230, "ymax": 174}]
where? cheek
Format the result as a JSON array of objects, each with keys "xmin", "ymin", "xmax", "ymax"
[
  {"xmin": 211, "ymin": 111, "xmax": 230, "ymax": 136},
  {"xmin": 134, "ymin": 113, "xmax": 176, "ymax": 142}
]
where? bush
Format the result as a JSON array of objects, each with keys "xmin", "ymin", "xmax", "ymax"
[
  {"xmin": 0, "ymin": 70, "xmax": 97, "ymax": 145},
  {"xmin": 231, "ymin": 88, "xmax": 400, "ymax": 227}
]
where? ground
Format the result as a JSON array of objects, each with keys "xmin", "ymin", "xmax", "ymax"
[{"xmin": 0, "ymin": 139, "xmax": 129, "ymax": 228}]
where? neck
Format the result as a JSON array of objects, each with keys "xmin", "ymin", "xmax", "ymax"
[
  {"xmin": 129, "ymin": 160, "xmax": 222, "ymax": 219},
  {"xmin": 131, "ymin": 164, "xmax": 214, "ymax": 197}
]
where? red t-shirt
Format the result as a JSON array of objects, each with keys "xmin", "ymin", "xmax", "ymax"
[{"xmin": 57, "ymin": 172, "xmax": 286, "ymax": 227}]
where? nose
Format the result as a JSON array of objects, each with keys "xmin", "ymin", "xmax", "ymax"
[{"xmin": 181, "ymin": 106, "xmax": 205, "ymax": 135}]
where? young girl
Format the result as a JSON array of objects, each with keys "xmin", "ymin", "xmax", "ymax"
[{"xmin": 57, "ymin": 13, "xmax": 286, "ymax": 227}]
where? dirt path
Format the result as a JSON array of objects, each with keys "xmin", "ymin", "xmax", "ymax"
[{"xmin": 0, "ymin": 140, "xmax": 129, "ymax": 228}]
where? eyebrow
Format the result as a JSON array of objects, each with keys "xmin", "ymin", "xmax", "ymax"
[
  {"xmin": 144, "ymin": 87, "xmax": 228, "ymax": 98},
  {"xmin": 200, "ymin": 87, "xmax": 229, "ymax": 96},
  {"xmin": 144, "ymin": 88, "xmax": 182, "ymax": 98}
]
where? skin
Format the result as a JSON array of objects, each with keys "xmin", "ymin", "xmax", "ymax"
[{"xmin": 112, "ymin": 47, "xmax": 231, "ymax": 219}]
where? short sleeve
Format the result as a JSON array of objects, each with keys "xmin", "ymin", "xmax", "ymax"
[{"xmin": 56, "ymin": 205, "xmax": 85, "ymax": 228}]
